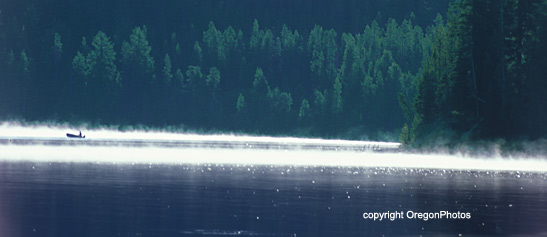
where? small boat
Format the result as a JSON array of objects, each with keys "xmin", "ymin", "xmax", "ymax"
[{"xmin": 66, "ymin": 131, "xmax": 85, "ymax": 138}]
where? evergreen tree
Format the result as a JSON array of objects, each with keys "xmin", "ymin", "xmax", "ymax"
[
  {"xmin": 163, "ymin": 53, "xmax": 173, "ymax": 83},
  {"xmin": 298, "ymin": 99, "xmax": 311, "ymax": 122},
  {"xmin": 87, "ymin": 31, "xmax": 120, "ymax": 120},
  {"xmin": 236, "ymin": 93, "xmax": 246, "ymax": 114},
  {"xmin": 206, "ymin": 67, "xmax": 221, "ymax": 90},
  {"xmin": 331, "ymin": 73, "xmax": 343, "ymax": 116},
  {"xmin": 120, "ymin": 26, "xmax": 155, "ymax": 122}
]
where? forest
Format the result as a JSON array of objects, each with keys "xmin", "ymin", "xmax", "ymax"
[{"xmin": 0, "ymin": 0, "xmax": 545, "ymax": 145}]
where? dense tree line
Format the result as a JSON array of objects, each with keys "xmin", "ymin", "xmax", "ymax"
[
  {"xmin": 0, "ymin": 0, "xmax": 450, "ymax": 139},
  {"xmin": 3, "ymin": 0, "xmax": 544, "ymax": 143},
  {"xmin": 411, "ymin": 0, "xmax": 547, "ymax": 145}
]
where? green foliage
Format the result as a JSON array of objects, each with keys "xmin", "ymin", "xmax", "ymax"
[
  {"xmin": 313, "ymin": 89, "xmax": 327, "ymax": 117},
  {"xmin": 19, "ymin": 50, "xmax": 30, "ymax": 79},
  {"xmin": 281, "ymin": 25, "xmax": 299, "ymax": 51},
  {"xmin": 54, "ymin": 33, "xmax": 62, "ymax": 54},
  {"xmin": 72, "ymin": 51, "xmax": 90, "ymax": 77},
  {"xmin": 174, "ymin": 68, "xmax": 184, "ymax": 88},
  {"xmin": 236, "ymin": 93, "xmax": 246, "ymax": 113},
  {"xmin": 186, "ymin": 65, "xmax": 203, "ymax": 89},
  {"xmin": 308, "ymin": 25, "xmax": 338, "ymax": 90},
  {"xmin": 163, "ymin": 53, "xmax": 172, "ymax": 83},
  {"xmin": 206, "ymin": 67, "xmax": 221, "ymax": 90},
  {"xmin": 22, "ymin": 1, "xmax": 547, "ymax": 143},
  {"xmin": 252, "ymin": 67, "xmax": 270, "ymax": 95},
  {"xmin": 250, "ymin": 19, "xmax": 261, "ymax": 51},
  {"xmin": 203, "ymin": 21, "xmax": 225, "ymax": 62},
  {"xmin": 414, "ymin": 10, "xmax": 465, "ymax": 141},
  {"xmin": 121, "ymin": 26, "xmax": 155, "ymax": 74},
  {"xmin": 413, "ymin": 0, "xmax": 547, "ymax": 144},
  {"xmin": 193, "ymin": 42, "xmax": 203, "ymax": 63},
  {"xmin": 118, "ymin": 26, "xmax": 156, "ymax": 121},
  {"xmin": 298, "ymin": 99, "xmax": 310, "ymax": 121},
  {"xmin": 331, "ymin": 73, "xmax": 343, "ymax": 115},
  {"xmin": 89, "ymin": 32, "xmax": 120, "ymax": 117},
  {"xmin": 268, "ymin": 87, "xmax": 293, "ymax": 113},
  {"xmin": 88, "ymin": 31, "xmax": 119, "ymax": 83},
  {"xmin": 261, "ymin": 29, "xmax": 275, "ymax": 54}
]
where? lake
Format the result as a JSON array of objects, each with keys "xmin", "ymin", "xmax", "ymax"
[{"xmin": 1, "ymin": 127, "xmax": 547, "ymax": 236}]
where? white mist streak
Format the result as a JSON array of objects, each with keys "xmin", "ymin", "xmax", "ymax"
[
  {"xmin": 1, "ymin": 123, "xmax": 546, "ymax": 172},
  {"xmin": 0, "ymin": 123, "xmax": 399, "ymax": 148},
  {"xmin": 1, "ymin": 145, "xmax": 547, "ymax": 172}
]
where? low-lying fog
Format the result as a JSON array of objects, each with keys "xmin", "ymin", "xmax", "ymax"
[{"xmin": 1, "ymin": 123, "xmax": 546, "ymax": 172}]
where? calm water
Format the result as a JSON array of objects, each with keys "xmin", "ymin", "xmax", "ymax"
[{"xmin": 1, "ymin": 157, "xmax": 547, "ymax": 236}]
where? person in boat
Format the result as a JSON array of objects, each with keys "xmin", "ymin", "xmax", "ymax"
[{"xmin": 67, "ymin": 131, "xmax": 85, "ymax": 138}]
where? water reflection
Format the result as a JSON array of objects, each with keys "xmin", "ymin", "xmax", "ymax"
[
  {"xmin": 1, "ymin": 124, "xmax": 546, "ymax": 236},
  {"xmin": 1, "ymin": 160, "xmax": 546, "ymax": 236}
]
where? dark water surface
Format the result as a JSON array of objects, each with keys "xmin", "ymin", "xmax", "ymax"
[{"xmin": 1, "ymin": 160, "xmax": 547, "ymax": 236}]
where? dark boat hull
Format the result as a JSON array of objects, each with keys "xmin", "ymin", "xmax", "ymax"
[{"xmin": 66, "ymin": 133, "xmax": 85, "ymax": 138}]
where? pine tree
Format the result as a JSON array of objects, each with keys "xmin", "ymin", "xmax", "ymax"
[
  {"xmin": 163, "ymin": 53, "xmax": 172, "ymax": 83},
  {"xmin": 87, "ymin": 31, "xmax": 120, "ymax": 120},
  {"xmin": 120, "ymin": 26, "xmax": 155, "ymax": 122}
]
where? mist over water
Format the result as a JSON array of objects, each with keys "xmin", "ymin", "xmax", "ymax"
[
  {"xmin": 2, "ymin": 145, "xmax": 547, "ymax": 173},
  {"xmin": 1, "ymin": 123, "xmax": 547, "ymax": 236},
  {"xmin": 0, "ymin": 123, "xmax": 546, "ymax": 172},
  {"xmin": 0, "ymin": 122, "xmax": 398, "ymax": 146}
]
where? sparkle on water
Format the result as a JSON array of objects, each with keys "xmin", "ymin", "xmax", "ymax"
[{"xmin": 1, "ymin": 123, "xmax": 546, "ymax": 172}]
